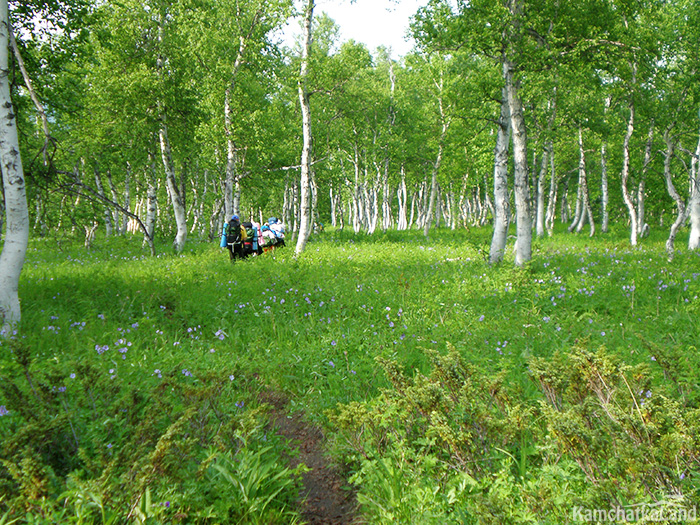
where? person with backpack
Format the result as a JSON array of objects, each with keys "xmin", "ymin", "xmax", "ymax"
[
  {"xmin": 268, "ymin": 217, "xmax": 286, "ymax": 248},
  {"xmin": 220, "ymin": 215, "xmax": 247, "ymax": 261},
  {"xmin": 241, "ymin": 220, "xmax": 259, "ymax": 258}
]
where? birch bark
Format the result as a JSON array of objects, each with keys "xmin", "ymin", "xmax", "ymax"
[
  {"xmin": 621, "ymin": 64, "xmax": 639, "ymax": 246},
  {"xmin": 489, "ymin": 85, "xmax": 511, "ymax": 264},
  {"xmin": 423, "ymin": 71, "xmax": 448, "ymax": 237},
  {"xmin": 503, "ymin": 68, "xmax": 531, "ymax": 264},
  {"xmin": 662, "ymin": 130, "xmax": 686, "ymax": 258},
  {"xmin": 0, "ymin": 0, "xmax": 28, "ymax": 335},
  {"xmin": 159, "ymin": 117, "xmax": 188, "ymax": 252},
  {"xmin": 601, "ymin": 96, "xmax": 610, "ymax": 233},
  {"xmin": 688, "ymin": 114, "xmax": 700, "ymax": 250},
  {"xmin": 295, "ymin": 0, "xmax": 314, "ymax": 255},
  {"xmin": 505, "ymin": 0, "xmax": 531, "ymax": 266}
]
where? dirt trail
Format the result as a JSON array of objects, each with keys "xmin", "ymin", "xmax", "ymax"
[{"xmin": 266, "ymin": 396, "xmax": 358, "ymax": 524}]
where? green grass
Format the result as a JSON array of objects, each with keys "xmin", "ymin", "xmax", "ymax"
[{"xmin": 1, "ymin": 226, "xmax": 699, "ymax": 523}]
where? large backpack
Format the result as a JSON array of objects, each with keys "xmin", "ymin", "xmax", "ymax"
[
  {"xmin": 226, "ymin": 218, "xmax": 242, "ymax": 245},
  {"xmin": 242, "ymin": 222, "xmax": 255, "ymax": 241},
  {"xmin": 241, "ymin": 222, "xmax": 256, "ymax": 254}
]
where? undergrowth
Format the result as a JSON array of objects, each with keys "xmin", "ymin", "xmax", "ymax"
[{"xmin": 1, "ymin": 226, "xmax": 699, "ymax": 523}]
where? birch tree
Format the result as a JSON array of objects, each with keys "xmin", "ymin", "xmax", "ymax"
[
  {"xmin": 295, "ymin": 0, "xmax": 314, "ymax": 255},
  {"xmin": 0, "ymin": 0, "xmax": 28, "ymax": 335},
  {"xmin": 489, "ymin": 85, "xmax": 511, "ymax": 264}
]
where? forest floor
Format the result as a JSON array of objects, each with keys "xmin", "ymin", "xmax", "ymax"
[{"xmin": 264, "ymin": 392, "xmax": 358, "ymax": 524}]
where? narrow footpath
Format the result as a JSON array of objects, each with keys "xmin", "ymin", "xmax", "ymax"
[{"xmin": 267, "ymin": 396, "xmax": 358, "ymax": 524}]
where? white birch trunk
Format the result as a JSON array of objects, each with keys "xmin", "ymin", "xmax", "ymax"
[
  {"xmin": 94, "ymin": 167, "xmax": 113, "ymax": 237},
  {"xmin": 637, "ymin": 122, "xmax": 654, "ymax": 237},
  {"xmin": 424, "ymin": 77, "xmax": 448, "ymax": 237},
  {"xmin": 573, "ymin": 126, "xmax": 594, "ymax": 236},
  {"xmin": 601, "ymin": 96, "xmax": 610, "ymax": 233},
  {"xmin": 0, "ymin": 1, "xmax": 28, "ymax": 335},
  {"xmin": 121, "ymin": 163, "xmax": 132, "ymax": 236},
  {"xmin": 159, "ymin": 120, "xmax": 187, "ymax": 252},
  {"xmin": 295, "ymin": 0, "xmax": 314, "ymax": 255},
  {"xmin": 489, "ymin": 84, "xmax": 512, "ymax": 264},
  {"xmin": 330, "ymin": 185, "xmax": 337, "ymax": 228},
  {"xmin": 397, "ymin": 167, "xmax": 408, "ymax": 230},
  {"xmin": 545, "ymin": 140, "xmax": 557, "ymax": 235},
  {"xmin": 535, "ymin": 147, "xmax": 548, "ymax": 237},
  {"xmin": 688, "ymin": 114, "xmax": 700, "ymax": 250},
  {"xmin": 662, "ymin": 130, "xmax": 687, "ymax": 259},
  {"xmin": 621, "ymin": 65, "xmax": 639, "ymax": 246},
  {"xmin": 106, "ymin": 170, "xmax": 121, "ymax": 233},
  {"xmin": 145, "ymin": 158, "xmax": 158, "ymax": 244},
  {"xmin": 382, "ymin": 158, "xmax": 392, "ymax": 232}
]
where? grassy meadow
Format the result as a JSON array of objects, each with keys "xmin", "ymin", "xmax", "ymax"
[{"xmin": 1, "ymin": 226, "xmax": 699, "ymax": 523}]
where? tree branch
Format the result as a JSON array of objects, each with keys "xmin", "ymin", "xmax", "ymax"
[{"xmin": 9, "ymin": 28, "xmax": 55, "ymax": 164}]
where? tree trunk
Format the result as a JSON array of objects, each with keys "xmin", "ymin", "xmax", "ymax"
[
  {"xmin": 601, "ymin": 96, "xmax": 610, "ymax": 233},
  {"xmin": 662, "ymin": 130, "xmax": 687, "ymax": 259},
  {"xmin": 397, "ymin": 167, "xmax": 408, "ymax": 230},
  {"xmin": 423, "ymin": 75, "xmax": 448, "ymax": 237},
  {"xmin": 295, "ymin": 0, "xmax": 314, "ymax": 255},
  {"xmin": 121, "ymin": 163, "xmax": 132, "ymax": 235},
  {"xmin": 637, "ymin": 122, "xmax": 654, "ymax": 237},
  {"xmin": 535, "ymin": 146, "xmax": 548, "ymax": 237},
  {"xmin": 0, "ymin": 0, "xmax": 28, "ymax": 335},
  {"xmin": 489, "ymin": 85, "xmax": 511, "ymax": 264},
  {"xmin": 688, "ymin": 111, "xmax": 700, "ymax": 250},
  {"xmin": 159, "ymin": 118, "xmax": 187, "ymax": 252},
  {"xmin": 145, "ymin": 156, "xmax": 158, "ymax": 245},
  {"xmin": 505, "ymin": 57, "xmax": 531, "ymax": 266},
  {"xmin": 621, "ymin": 64, "xmax": 639, "ymax": 246},
  {"xmin": 94, "ymin": 166, "xmax": 113, "ymax": 236},
  {"xmin": 106, "ymin": 169, "xmax": 121, "ymax": 233},
  {"xmin": 573, "ymin": 126, "xmax": 594, "ymax": 237},
  {"xmin": 545, "ymin": 139, "xmax": 557, "ymax": 235}
]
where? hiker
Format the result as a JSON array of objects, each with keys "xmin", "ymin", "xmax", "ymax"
[
  {"xmin": 268, "ymin": 217, "xmax": 286, "ymax": 248},
  {"xmin": 259, "ymin": 217, "xmax": 286, "ymax": 252},
  {"xmin": 241, "ymin": 220, "xmax": 260, "ymax": 258},
  {"xmin": 220, "ymin": 215, "xmax": 247, "ymax": 261}
]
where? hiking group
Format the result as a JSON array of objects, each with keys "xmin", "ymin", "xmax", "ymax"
[{"xmin": 220, "ymin": 215, "xmax": 286, "ymax": 261}]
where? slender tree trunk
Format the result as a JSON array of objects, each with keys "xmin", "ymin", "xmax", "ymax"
[
  {"xmin": 600, "ymin": 141, "xmax": 609, "ymax": 233},
  {"xmin": 224, "ymin": 34, "xmax": 250, "ymax": 219},
  {"xmin": 155, "ymin": 16, "xmax": 186, "ymax": 252},
  {"xmin": 573, "ymin": 126, "xmax": 594, "ymax": 236},
  {"xmin": 330, "ymin": 184, "xmax": 337, "ymax": 228},
  {"xmin": 382, "ymin": 158, "xmax": 391, "ymax": 232},
  {"xmin": 295, "ymin": 0, "xmax": 314, "ymax": 255},
  {"xmin": 601, "ymin": 96, "xmax": 610, "ymax": 233},
  {"xmin": 688, "ymin": 111, "xmax": 700, "ymax": 250},
  {"xmin": 145, "ymin": 156, "xmax": 158, "ymax": 244},
  {"xmin": 569, "ymin": 175, "xmax": 583, "ymax": 232},
  {"xmin": 397, "ymin": 167, "xmax": 408, "ymax": 230},
  {"xmin": 545, "ymin": 139, "xmax": 557, "ymax": 235},
  {"xmin": 621, "ymin": 64, "xmax": 639, "ymax": 246},
  {"xmin": 94, "ymin": 165, "xmax": 113, "ymax": 236},
  {"xmin": 505, "ymin": 58, "xmax": 531, "ymax": 265},
  {"xmin": 663, "ymin": 130, "xmax": 687, "ymax": 259},
  {"xmin": 637, "ymin": 122, "xmax": 654, "ymax": 237},
  {"xmin": 0, "ymin": 1, "xmax": 28, "ymax": 335},
  {"xmin": 159, "ymin": 119, "xmax": 187, "ymax": 252},
  {"xmin": 535, "ymin": 146, "xmax": 548, "ymax": 237},
  {"xmin": 122, "ymin": 163, "xmax": 132, "ymax": 235},
  {"xmin": 490, "ymin": 85, "xmax": 511, "ymax": 264},
  {"xmin": 425, "ymin": 93, "xmax": 448, "ymax": 236},
  {"xmin": 106, "ymin": 169, "xmax": 121, "ymax": 233}
]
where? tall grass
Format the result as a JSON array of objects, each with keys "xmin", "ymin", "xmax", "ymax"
[{"xmin": 1, "ymin": 227, "xmax": 699, "ymax": 523}]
